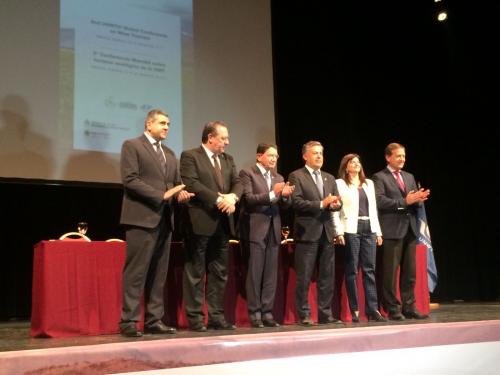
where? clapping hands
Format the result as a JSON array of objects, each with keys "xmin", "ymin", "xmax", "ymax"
[
  {"xmin": 405, "ymin": 188, "xmax": 430, "ymax": 205},
  {"xmin": 322, "ymin": 194, "xmax": 341, "ymax": 210},
  {"xmin": 273, "ymin": 181, "xmax": 295, "ymax": 198},
  {"xmin": 217, "ymin": 193, "xmax": 237, "ymax": 214}
]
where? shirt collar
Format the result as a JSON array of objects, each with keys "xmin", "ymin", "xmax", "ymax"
[
  {"xmin": 256, "ymin": 163, "xmax": 268, "ymax": 176},
  {"xmin": 202, "ymin": 144, "xmax": 215, "ymax": 159},
  {"xmin": 144, "ymin": 132, "xmax": 158, "ymax": 146},
  {"xmin": 305, "ymin": 164, "xmax": 320, "ymax": 176},
  {"xmin": 387, "ymin": 165, "xmax": 400, "ymax": 174}
]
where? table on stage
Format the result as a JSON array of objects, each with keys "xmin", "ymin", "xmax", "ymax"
[
  {"xmin": 31, "ymin": 241, "xmax": 429, "ymax": 338},
  {"xmin": 30, "ymin": 241, "xmax": 125, "ymax": 338}
]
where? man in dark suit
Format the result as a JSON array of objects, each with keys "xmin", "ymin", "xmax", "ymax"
[
  {"xmin": 288, "ymin": 141, "xmax": 343, "ymax": 325},
  {"xmin": 372, "ymin": 142, "xmax": 430, "ymax": 320},
  {"xmin": 180, "ymin": 121, "xmax": 242, "ymax": 331},
  {"xmin": 238, "ymin": 143, "xmax": 294, "ymax": 328},
  {"xmin": 119, "ymin": 109, "xmax": 193, "ymax": 337}
]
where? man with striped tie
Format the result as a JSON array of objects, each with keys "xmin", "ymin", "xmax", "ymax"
[
  {"xmin": 119, "ymin": 109, "xmax": 193, "ymax": 337},
  {"xmin": 180, "ymin": 121, "xmax": 242, "ymax": 331}
]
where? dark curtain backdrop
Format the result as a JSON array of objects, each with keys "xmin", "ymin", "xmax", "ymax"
[
  {"xmin": 1, "ymin": 0, "xmax": 499, "ymax": 320},
  {"xmin": 271, "ymin": 0, "xmax": 499, "ymax": 303}
]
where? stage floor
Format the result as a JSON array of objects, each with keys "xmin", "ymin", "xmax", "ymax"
[
  {"xmin": 1, "ymin": 302, "xmax": 500, "ymax": 375},
  {"xmin": 0, "ymin": 302, "xmax": 499, "ymax": 353}
]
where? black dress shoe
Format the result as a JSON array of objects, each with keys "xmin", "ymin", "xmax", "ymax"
[
  {"xmin": 189, "ymin": 322, "xmax": 207, "ymax": 332},
  {"xmin": 144, "ymin": 321, "xmax": 176, "ymax": 334},
  {"xmin": 207, "ymin": 320, "xmax": 236, "ymax": 330},
  {"xmin": 299, "ymin": 316, "xmax": 314, "ymax": 326},
  {"xmin": 367, "ymin": 311, "xmax": 387, "ymax": 322},
  {"xmin": 262, "ymin": 318, "xmax": 280, "ymax": 327},
  {"xmin": 250, "ymin": 319, "xmax": 264, "ymax": 328},
  {"xmin": 388, "ymin": 312, "xmax": 406, "ymax": 321},
  {"xmin": 120, "ymin": 325, "xmax": 143, "ymax": 337},
  {"xmin": 318, "ymin": 316, "xmax": 343, "ymax": 325},
  {"xmin": 403, "ymin": 310, "xmax": 429, "ymax": 320}
]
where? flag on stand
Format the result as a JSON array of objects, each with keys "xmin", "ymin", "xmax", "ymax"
[{"xmin": 416, "ymin": 204, "xmax": 438, "ymax": 292}]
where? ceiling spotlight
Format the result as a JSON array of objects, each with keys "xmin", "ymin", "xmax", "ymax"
[{"xmin": 437, "ymin": 11, "xmax": 448, "ymax": 21}]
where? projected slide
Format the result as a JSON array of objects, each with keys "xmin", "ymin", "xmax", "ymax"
[{"xmin": 60, "ymin": 0, "xmax": 185, "ymax": 154}]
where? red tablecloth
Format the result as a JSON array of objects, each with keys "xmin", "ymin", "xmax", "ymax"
[
  {"xmin": 31, "ymin": 241, "xmax": 429, "ymax": 337},
  {"xmin": 31, "ymin": 241, "xmax": 126, "ymax": 337}
]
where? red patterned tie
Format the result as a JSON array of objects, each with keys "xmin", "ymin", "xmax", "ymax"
[
  {"xmin": 393, "ymin": 171, "xmax": 406, "ymax": 192},
  {"xmin": 212, "ymin": 154, "xmax": 224, "ymax": 191}
]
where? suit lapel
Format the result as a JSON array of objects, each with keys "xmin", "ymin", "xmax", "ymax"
[
  {"xmin": 141, "ymin": 135, "xmax": 166, "ymax": 178},
  {"xmin": 221, "ymin": 153, "xmax": 240, "ymax": 192},
  {"xmin": 323, "ymin": 173, "xmax": 332, "ymax": 196},
  {"xmin": 198, "ymin": 146, "xmax": 222, "ymax": 190},
  {"xmin": 302, "ymin": 167, "xmax": 322, "ymax": 200},
  {"xmin": 253, "ymin": 165, "xmax": 268, "ymax": 191},
  {"xmin": 386, "ymin": 168, "xmax": 406, "ymax": 196},
  {"xmin": 400, "ymin": 171, "xmax": 410, "ymax": 195},
  {"xmin": 258, "ymin": 164, "xmax": 276, "ymax": 191},
  {"xmin": 270, "ymin": 169, "xmax": 278, "ymax": 191}
]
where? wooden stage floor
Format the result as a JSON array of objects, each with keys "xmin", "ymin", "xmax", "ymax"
[
  {"xmin": 1, "ymin": 302, "xmax": 499, "ymax": 374},
  {"xmin": 1, "ymin": 302, "xmax": 499, "ymax": 353}
]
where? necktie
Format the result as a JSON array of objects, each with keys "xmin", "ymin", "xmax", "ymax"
[
  {"xmin": 212, "ymin": 154, "xmax": 224, "ymax": 191},
  {"xmin": 313, "ymin": 170, "xmax": 324, "ymax": 198},
  {"xmin": 155, "ymin": 142, "xmax": 166, "ymax": 173},
  {"xmin": 265, "ymin": 170, "xmax": 272, "ymax": 192},
  {"xmin": 393, "ymin": 171, "xmax": 406, "ymax": 192}
]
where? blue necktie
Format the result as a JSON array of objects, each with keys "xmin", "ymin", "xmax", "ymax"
[
  {"xmin": 313, "ymin": 170, "xmax": 324, "ymax": 198},
  {"xmin": 265, "ymin": 171, "xmax": 272, "ymax": 191}
]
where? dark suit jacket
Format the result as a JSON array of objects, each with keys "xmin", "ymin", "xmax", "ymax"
[
  {"xmin": 180, "ymin": 146, "xmax": 242, "ymax": 236},
  {"xmin": 372, "ymin": 167, "xmax": 421, "ymax": 239},
  {"xmin": 238, "ymin": 165, "xmax": 289, "ymax": 243},
  {"xmin": 288, "ymin": 167, "xmax": 341, "ymax": 243},
  {"xmin": 120, "ymin": 134, "xmax": 180, "ymax": 229}
]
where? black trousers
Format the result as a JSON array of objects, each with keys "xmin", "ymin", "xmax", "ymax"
[
  {"xmin": 244, "ymin": 223, "xmax": 279, "ymax": 321},
  {"xmin": 183, "ymin": 225, "xmax": 230, "ymax": 325},
  {"xmin": 381, "ymin": 229, "xmax": 417, "ymax": 314},
  {"xmin": 120, "ymin": 217, "xmax": 172, "ymax": 328},
  {"xmin": 294, "ymin": 231, "xmax": 335, "ymax": 321}
]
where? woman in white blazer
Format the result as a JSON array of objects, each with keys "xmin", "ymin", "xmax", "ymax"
[{"xmin": 336, "ymin": 154, "xmax": 386, "ymax": 322}]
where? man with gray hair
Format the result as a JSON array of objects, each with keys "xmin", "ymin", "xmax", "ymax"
[{"xmin": 288, "ymin": 140, "xmax": 343, "ymax": 326}]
